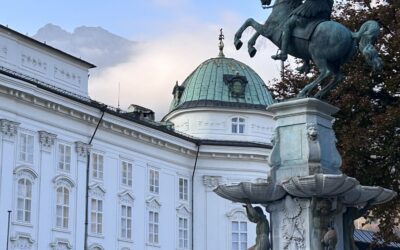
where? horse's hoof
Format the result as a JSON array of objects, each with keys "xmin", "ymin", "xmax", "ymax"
[
  {"xmin": 248, "ymin": 47, "xmax": 257, "ymax": 58},
  {"xmin": 234, "ymin": 40, "xmax": 243, "ymax": 50}
]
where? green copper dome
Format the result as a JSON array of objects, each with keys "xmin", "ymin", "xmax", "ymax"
[{"xmin": 168, "ymin": 57, "xmax": 275, "ymax": 112}]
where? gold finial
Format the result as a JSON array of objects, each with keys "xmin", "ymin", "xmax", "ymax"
[{"xmin": 218, "ymin": 28, "xmax": 225, "ymax": 57}]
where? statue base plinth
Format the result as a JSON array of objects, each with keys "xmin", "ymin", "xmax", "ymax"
[{"xmin": 267, "ymin": 98, "xmax": 342, "ymax": 183}]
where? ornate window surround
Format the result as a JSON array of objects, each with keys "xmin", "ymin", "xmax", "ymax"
[
  {"xmin": 118, "ymin": 190, "xmax": 135, "ymax": 242},
  {"xmin": 13, "ymin": 166, "xmax": 38, "ymax": 227},
  {"xmin": 52, "ymin": 174, "xmax": 75, "ymax": 231}
]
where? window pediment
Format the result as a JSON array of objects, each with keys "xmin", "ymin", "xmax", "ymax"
[
  {"xmin": 118, "ymin": 190, "xmax": 135, "ymax": 205},
  {"xmin": 53, "ymin": 174, "xmax": 75, "ymax": 188},
  {"xmin": 226, "ymin": 207, "xmax": 247, "ymax": 221},
  {"xmin": 176, "ymin": 204, "xmax": 191, "ymax": 216},
  {"xmin": 89, "ymin": 183, "xmax": 106, "ymax": 198},
  {"xmin": 146, "ymin": 196, "xmax": 161, "ymax": 210},
  {"xmin": 13, "ymin": 166, "xmax": 38, "ymax": 182}
]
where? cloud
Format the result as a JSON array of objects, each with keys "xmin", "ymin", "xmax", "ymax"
[{"xmin": 89, "ymin": 17, "xmax": 282, "ymax": 120}]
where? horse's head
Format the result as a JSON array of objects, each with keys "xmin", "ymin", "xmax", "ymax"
[{"xmin": 260, "ymin": 0, "xmax": 272, "ymax": 7}]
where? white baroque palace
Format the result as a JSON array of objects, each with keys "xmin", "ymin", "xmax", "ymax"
[{"xmin": 0, "ymin": 24, "xmax": 276, "ymax": 250}]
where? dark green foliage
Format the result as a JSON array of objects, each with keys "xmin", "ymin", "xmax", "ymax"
[{"xmin": 269, "ymin": 0, "xmax": 400, "ymax": 243}]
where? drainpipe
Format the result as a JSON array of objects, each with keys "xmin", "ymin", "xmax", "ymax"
[
  {"xmin": 191, "ymin": 143, "xmax": 200, "ymax": 250},
  {"xmin": 84, "ymin": 105, "xmax": 107, "ymax": 250}
]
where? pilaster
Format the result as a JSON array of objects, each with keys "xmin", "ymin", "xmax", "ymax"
[
  {"xmin": 37, "ymin": 130, "xmax": 57, "ymax": 249},
  {"xmin": 0, "ymin": 119, "xmax": 20, "ymax": 249},
  {"xmin": 74, "ymin": 141, "xmax": 91, "ymax": 249}
]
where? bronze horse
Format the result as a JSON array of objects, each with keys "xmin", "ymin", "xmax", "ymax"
[{"xmin": 234, "ymin": 0, "xmax": 383, "ymax": 98}]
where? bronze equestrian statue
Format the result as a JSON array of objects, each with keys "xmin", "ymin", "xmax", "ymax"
[{"xmin": 234, "ymin": 0, "xmax": 383, "ymax": 98}]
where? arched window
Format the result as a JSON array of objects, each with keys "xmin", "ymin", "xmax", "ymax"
[
  {"xmin": 56, "ymin": 186, "xmax": 70, "ymax": 229},
  {"xmin": 231, "ymin": 117, "xmax": 245, "ymax": 134},
  {"xmin": 17, "ymin": 178, "xmax": 32, "ymax": 223}
]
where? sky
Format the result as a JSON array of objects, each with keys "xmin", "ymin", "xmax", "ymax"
[{"xmin": 0, "ymin": 0, "xmax": 282, "ymax": 119}]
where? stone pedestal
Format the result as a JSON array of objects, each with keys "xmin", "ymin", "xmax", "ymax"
[
  {"xmin": 214, "ymin": 98, "xmax": 396, "ymax": 250},
  {"xmin": 267, "ymin": 98, "xmax": 342, "ymax": 183}
]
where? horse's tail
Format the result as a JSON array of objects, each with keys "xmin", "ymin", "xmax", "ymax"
[{"xmin": 352, "ymin": 20, "xmax": 383, "ymax": 71}]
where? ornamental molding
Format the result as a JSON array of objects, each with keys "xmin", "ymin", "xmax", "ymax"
[
  {"xmin": 53, "ymin": 174, "xmax": 75, "ymax": 189},
  {"xmin": 146, "ymin": 196, "xmax": 162, "ymax": 210},
  {"xmin": 226, "ymin": 207, "xmax": 247, "ymax": 221},
  {"xmin": 203, "ymin": 175, "xmax": 222, "ymax": 190},
  {"xmin": 0, "ymin": 83, "xmax": 270, "ymax": 161},
  {"xmin": 88, "ymin": 243, "xmax": 104, "ymax": 250},
  {"xmin": 0, "ymin": 119, "xmax": 20, "ymax": 139},
  {"xmin": 118, "ymin": 190, "xmax": 135, "ymax": 205},
  {"xmin": 89, "ymin": 183, "xmax": 106, "ymax": 198},
  {"xmin": 21, "ymin": 54, "xmax": 47, "ymax": 74},
  {"xmin": 54, "ymin": 66, "xmax": 81, "ymax": 85},
  {"xmin": 10, "ymin": 232, "xmax": 35, "ymax": 249},
  {"xmin": 13, "ymin": 165, "xmax": 39, "ymax": 183},
  {"xmin": 38, "ymin": 130, "xmax": 57, "ymax": 151},
  {"xmin": 176, "ymin": 204, "xmax": 191, "ymax": 216},
  {"xmin": 75, "ymin": 141, "xmax": 91, "ymax": 161},
  {"xmin": 49, "ymin": 238, "xmax": 73, "ymax": 250}
]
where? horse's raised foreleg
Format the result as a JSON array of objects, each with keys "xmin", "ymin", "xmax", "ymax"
[
  {"xmin": 248, "ymin": 32, "xmax": 260, "ymax": 57},
  {"xmin": 234, "ymin": 18, "xmax": 265, "ymax": 50},
  {"xmin": 314, "ymin": 73, "xmax": 343, "ymax": 99},
  {"xmin": 298, "ymin": 69, "xmax": 331, "ymax": 97}
]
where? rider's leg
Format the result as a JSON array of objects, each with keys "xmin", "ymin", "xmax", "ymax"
[{"xmin": 271, "ymin": 16, "xmax": 297, "ymax": 61}]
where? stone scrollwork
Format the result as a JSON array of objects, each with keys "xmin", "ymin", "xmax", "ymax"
[
  {"xmin": 203, "ymin": 175, "xmax": 222, "ymax": 191},
  {"xmin": 50, "ymin": 238, "xmax": 73, "ymax": 250},
  {"xmin": 0, "ymin": 119, "xmax": 20, "ymax": 140},
  {"xmin": 281, "ymin": 196, "xmax": 306, "ymax": 250},
  {"xmin": 75, "ymin": 141, "xmax": 91, "ymax": 161},
  {"xmin": 38, "ymin": 130, "xmax": 57, "ymax": 151},
  {"xmin": 10, "ymin": 232, "xmax": 35, "ymax": 250}
]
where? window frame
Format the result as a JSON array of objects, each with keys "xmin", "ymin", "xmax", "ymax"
[
  {"xmin": 178, "ymin": 216, "xmax": 189, "ymax": 249},
  {"xmin": 57, "ymin": 143, "xmax": 72, "ymax": 172},
  {"xmin": 120, "ymin": 204, "xmax": 133, "ymax": 240},
  {"xmin": 55, "ymin": 186, "xmax": 70, "ymax": 229},
  {"xmin": 178, "ymin": 177, "xmax": 189, "ymax": 202},
  {"xmin": 231, "ymin": 220, "xmax": 248, "ymax": 250},
  {"xmin": 90, "ymin": 197, "xmax": 103, "ymax": 235},
  {"xmin": 231, "ymin": 117, "xmax": 246, "ymax": 134},
  {"xmin": 148, "ymin": 210, "xmax": 160, "ymax": 245},
  {"xmin": 121, "ymin": 160, "xmax": 133, "ymax": 188},
  {"xmin": 91, "ymin": 152, "xmax": 104, "ymax": 180},
  {"xmin": 16, "ymin": 178, "xmax": 32, "ymax": 223},
  {"xmin": 18, "ymin": 132, "xmax": 34, "ymax": 164},
  {"xmin": 148, "ymin": 168, "xmax": 159, "ymax": 195}
]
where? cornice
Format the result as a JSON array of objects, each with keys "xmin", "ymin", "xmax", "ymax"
[{"xmin": 0, "ymin": 83, "xmax": 270, "ymax": 161}]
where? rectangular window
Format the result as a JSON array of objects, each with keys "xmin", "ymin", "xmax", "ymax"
[
  {"xmin": 58, "ymin": 144, "xmax": 71, "ymax": 172},
  {"xmin": 121, "ymin": 161, "xmax": 133, "ymax": 187},
  {"xmin": 232, "ymin": 221, "xmax": 247, "ymax": 250},
  {"xmin": 91, "ymin": 153, "xmax": 104, "ymax": 180},
  {"xmin": 179, "ymin": 178, "xmax": 188, "ymax": 201},
  {"xmin": 148, "ymin": 210, "xmax": 159, "ymax": 244},
  {"xmin": 121, "ymin": 204, "xmax": 132, "ymax": 239},
  {"xmin": 17, "ymin": 178, "xmax": 32, "ymax": 223},
  {"xmin": 90, "ymin": 198, "xmax": 103, "ymax": 234},
  {"xmin": 178, "ymin": 217, "xmax": 189, "ymax": 249},
  {"xmin": 19, "ymin": 133, "xmax": 34, "ymax": 163},
  {"xmin": 149, "ymin": 169, "xmax": 159, "ymax": 194},
  {"xmin": 56, "ymin": 187, "xmax": 69, "ymax": 229}
]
